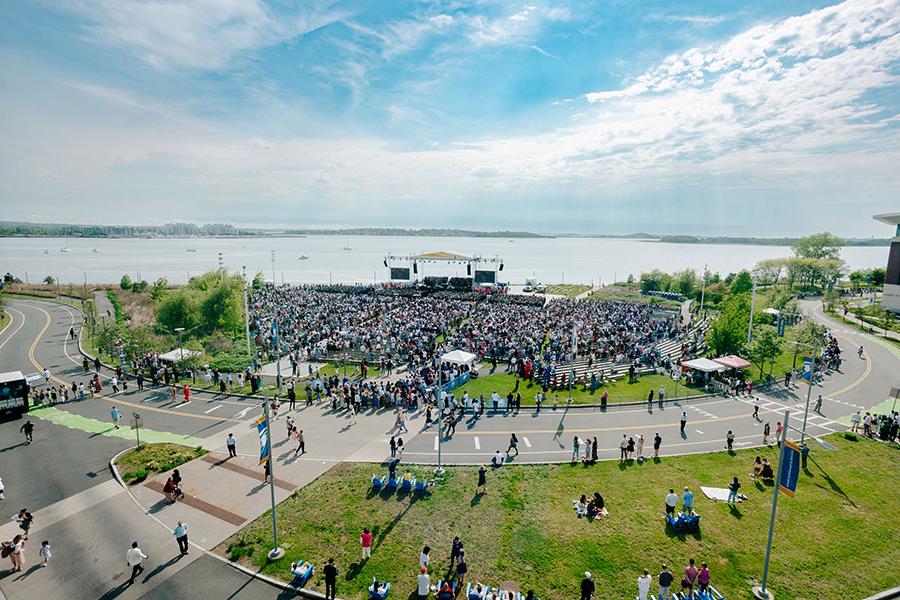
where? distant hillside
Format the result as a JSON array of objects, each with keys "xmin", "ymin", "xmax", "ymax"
[
  {"xmin": 286, "ymin": 227, "xmax": 551, "ymax": 238},
  {"xmin": 655, "ymin": 235, "xmax": 890, "ymax": 247}
]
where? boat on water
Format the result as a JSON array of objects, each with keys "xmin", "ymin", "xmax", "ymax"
[
  {"xmin": 44, "ymin": 249, "xmax": 49, "ymax": 255},
  {"xmin": 343, "ymin": 239, "xmax": 352, "ymax": 251},
  {"xmin": 92, "ymin": 248, "xmax": 99, "ymax": 253},
  {"xmin": 298, "ymin": 255, "xmax": 309, "ymax": 260},
  {"xmin": 60, "ymin": 245, "xmax": 71, "ymax": 253},
  {"xmin": 185, "ymin": 247, "xmax": 197, "ymax": 253}
]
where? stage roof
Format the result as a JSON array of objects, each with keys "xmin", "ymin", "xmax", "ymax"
[
  {"xmin": 874, "ymin": 212, "xmax": 900, "ymax": 226},
  {"xmin": 414, "ymin": 251, "xmax": 473, "ymax": 261}
]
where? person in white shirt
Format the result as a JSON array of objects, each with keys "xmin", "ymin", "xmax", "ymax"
[
  {"xmin": 637, "ymin": 568, "xmax": 652, "ymax": 600},
  {"xmin": 491, "ymin": 451, "xmax": 504, "ymax": 467},
  {"xmin": 664, "ymin": 489, "xmax": 678, "ymax": 515},
  {"xmin": 419, "ymin": 546, "xmax": 431, "ymax": 570},
  {"xmin": 417, "ymin": 567, "xmax": 430, "ymax": 599},
  {"xmin": 126, "ymin": 541, "xmax": 148, "ymax": 584}
]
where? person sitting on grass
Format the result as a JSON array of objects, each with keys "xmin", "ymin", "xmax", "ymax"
[
  {"xmin": 760, "ymin": 459, "xmax": 775, "ymax": 480},
  {"xmin": 290, "ymin": 561, "xmax": 313, "ymax": 582},
  {"xmin": 436, "ymin": 581, "xmax": 454, "ymax": 600},
  {"xmin": 751, "ymin": 456, "xmax": 763, "ymax": 480},
  {"xmin": 574, "ymin": 495, "xmax": 588, "ymax": 517},
  {"xmin": 468, "ymin": 583, "xmax": 485, "ymax": 600},
  {"xmin": 403, "ymin": 470, "xmax": 413, "ymax": 481}
]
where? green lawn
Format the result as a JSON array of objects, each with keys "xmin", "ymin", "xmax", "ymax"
[
  {"xmin": 115, "ymin": 442, "xmax": 206, "ymax": 484},
  {"xmin": 453, "ymin": 371, "xmax": 702, "ymax": 405},
  {"xmin": 543, "ymin": 284, "xmax": 591, "ymax": 299},
  {"xmin": 0, "ymin": 310, "xmax": 9, "ymax": 333},
  {"xmin": 219, "ymin": 434, "xmax": 899, "ymax": 600}
]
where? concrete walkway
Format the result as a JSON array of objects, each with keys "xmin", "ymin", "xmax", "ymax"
[{"xmin": 93, "ymin": 289, "xmax": 116, "ymax": 324}]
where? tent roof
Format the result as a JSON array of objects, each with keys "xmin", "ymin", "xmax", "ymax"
[
  {"xmin": 158, "ymin": 348, "xmax": 202, "ymax": 362},
  {"xmin": 714, "ymin": 355, "xmax": 753, "ymax": 369},
  {"xmin": 440, "ymin": 349, "xmax": 478, "ymax": 365},
  {"xmin": 763, "ymin": 307, "xmax": 780, "ymax": 315},
  {"xmin": 682, "ymin": 357, "xmax": 727, "ymax": 373},
  {"xmin": 414, "ymin": 251, "xmax": 473, "ymax": 261}
]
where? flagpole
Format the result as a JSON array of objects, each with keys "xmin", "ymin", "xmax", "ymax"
[{"xmin": 262, "ymin": 389, "xmax": 284, "ymax": 560}]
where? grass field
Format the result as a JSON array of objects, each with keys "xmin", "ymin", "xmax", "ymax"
[
  {"xmin": 115, "ymin": 442, "xmax": 206, "ymax": 484},
  {"xmin": 0, "ymin": 309, "xmax": 9, "ymax": 333},
  {"xmin": 452, "ymin": 371, "xmax": 703, "ymax": 405},
  {"xmin": 219, "ymin": 434, "xmax": 899, "ymax": 600},
  {"xmin": 542, "ymin": 284, "xmax": 591, "ymax": 299}
]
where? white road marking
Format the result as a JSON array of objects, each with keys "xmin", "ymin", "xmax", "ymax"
[
  {"xmin": 233, "ymin": 406, "xmax": 255, "ymax": 420},
  {"xmin": 474, "ymin": 436, "xmax": 480, "ymax": 450},
  {"xmin": 523, "ymin": 436, "xmax": 532, "ymax": 448},
  {"xmin": 695, "ymin": 429, "xmax": 704, "ymax": 434},
  {"xmin": 205, "ymin": 405, "xmax": 222, "ymax": 414},
  {"xmin": 434, "ymin": 437, "xmax": 439, "ymax": 451}
]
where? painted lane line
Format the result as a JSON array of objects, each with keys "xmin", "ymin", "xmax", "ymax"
[
  {"xmin": 232, "ymin": 406, "xmax": 255, "ymax": 420},
  {"xmin": 695, "ymin": 429, "xmax": 704, "ymax": 434},
  {"xmin": 474, "ymin": 436, "xmax": 480, "ymax": 450},
  {"xmin": 434, "ymin": 437, "xmax": 439, "ymax": 451},
  {"xmin": 0, "ymin": 307, "xmax": 27, "ymax": 352},
  {"xmin": 523, "ymin": 436, "xmax": 532, "ymax": 448},
  {"xmin": 205, "ymin": 405, "xmax": 222, "ymax": 414}
]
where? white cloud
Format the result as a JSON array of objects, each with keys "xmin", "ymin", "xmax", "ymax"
[{"xmin": 63, "ymin": 0, "xmax": 343, "ymax": 70}]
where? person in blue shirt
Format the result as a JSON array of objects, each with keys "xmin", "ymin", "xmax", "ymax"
[
  {"xmin": 173, "ymin": 521, "xmax": 189, "ymax": 555},
  {"xmin": 111, "ymin": 406, "xmax": 120, "ymax": 429},
  {"xmin": 682, "ymin": 487, "xmax": 694, "ymax": 514}
]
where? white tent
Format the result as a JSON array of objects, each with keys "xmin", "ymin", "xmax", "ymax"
[
  {"xmin": 440, "ymin": 349, "xmax": 478, "ymax": 367},
  {"xmin": 682, "ymin": 357, "xmax": 727, "ymax": 373},
  {"xmin": 158, "ymin": 348, "xmax": 202, "ymax": 363},
  {"xmin": 763, "ymin": 308, "xmax": 780, "ymax": 316}
]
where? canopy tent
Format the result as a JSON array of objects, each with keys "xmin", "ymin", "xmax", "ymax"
[
  {"xmin": 158, "ymin": 348, "xmax": 202, "ymax": 363},
  {"xmin": 714, "ymin": 355, "xmax": 752, "ymax": 369},
  {"xmin": 440, "ymin": 349, "xmax": 478, "ymax": 367},
  {"xmin": 682, "ymin": 357, "xmax": 727, "ymax": 373},
  {"xmin": 763, "ymin": 308, "xmax": 781, "ymax": 316}
]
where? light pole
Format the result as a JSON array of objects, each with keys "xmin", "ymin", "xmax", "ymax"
[
  {"xmin": 270, "ymin": 250, "xmax": 276, "ymax": 286},
  {"xmin": 753, "ymin": 410, "xmax": 791, "ymax": 600},
  {"xmin": 799, "ymin": 339, "xmax": 820, "ymax": 445},
  {"xmin": 262, "ymin": 389, "xmax": 284, "ymax": 560},
  {"xmin": 218, "ymin": 252, "xmax": 224, "ymax": 281},
  {"xmin": 174, "ymin": 327, "xmax": 185, "ymax": 360},
  {"xmin": 748, "ymin": 278, "xmax": 757, "ymax": 344},
  {"xmin": 699, "ymin": 264, "xmax": 707, "ymax": 312},
  {"xmin": 242, "ymin": 266, "xmax": 252, "ymax": 356}
]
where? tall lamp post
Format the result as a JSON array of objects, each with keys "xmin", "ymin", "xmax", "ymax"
[
  {"xmin": 262, "ymin": 389, "xmax": 284, "ymax": 560},
  {"xmin": 270, "ymin": 250, "xmax": 276, "ymax": 285},
  {"xmin": 748, "ymin": 277, "xmax": 757, "ymax": 344},
  {"xmin": 242, "ymin": 266, "xmax": 252, "ymax": 356},
  {"xmin": 174, "ymin": 327, "xmax": 185, "ymax": 360}
]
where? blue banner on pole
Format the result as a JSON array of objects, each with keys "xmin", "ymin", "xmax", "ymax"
[
  {"xmin": 778, "ymin": 440, "xmax": 801, "ymax": 496},
  {"xmin": 256, "ymin": 414, "xmax": 270, "ymax": 465}
]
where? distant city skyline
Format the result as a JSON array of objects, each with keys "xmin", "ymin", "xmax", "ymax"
[{"xmin": 2, "ymin": 0, "xmax": 898, "ymax": 236}]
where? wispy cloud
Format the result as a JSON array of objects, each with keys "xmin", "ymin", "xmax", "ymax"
[{"xmin": 644, "ymin": 13, "xmax": 730, "ymax": 27}]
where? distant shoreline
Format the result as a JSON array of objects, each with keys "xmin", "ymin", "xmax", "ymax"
[{"xmin": 0, "ymin": 221, "xmax": 889, "ymax": 246}]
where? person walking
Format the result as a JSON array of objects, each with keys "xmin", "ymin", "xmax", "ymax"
[
  {"xmin": 850, "ymin": 410, "xmax": 861, "ymax": 433},
  {"xmin": 39, "ymin": 540, "xmax": 51, "ymax": 567},
  {"xmin": 173, "ymin": 521, "xmax": 189, "ymax": 555},
  {"xmin": 679, "ymin": 411, "xmax": 687, "ymax": 434},
  {"xmin": 653, "ymin": 432, "xmax": 662, "ymax": 458},
  {"xmin": 814, "ymin": 395, "xmax": 823, "ymax": 413},
  {"xmin": 637, "ymin": 568, "xmax": 652, "ymax": 600},
  {"xmin": 752, "ymin": 398, "xmax": 760, "ymax": 420},
  {"xmin": 111, "ymin": 406, "xmax": 121, "ymax": 429},
  {"xmin": 658, "ymin": 564, "xmax": 674, "ymax": 600},
  {"xmin": 20, "ymin": 420, "xmax": 34, "ymax": 444},
  {"xmin": 580, "ymin": 571, "xmax": 595, "ymax": 600},
  {"xmin": 9, "ymin": 535, "xmax": 25, "ymax": 572},
  {"xmin": 419, "ymin": 546, "xmax": 431, "ymax": 570},
  {"xmin": 449, "ymin": 536, "xmax": 463, "ymax": 572},
  {"xmin": 15, "ymin": 508, "xmax": 33, "ymax": 539},
  {"xmin": 126, "ymin": 541, "xmax": 148, "ymax": 585},
  {"xmin": 776, "ymin": 421, "xmax": 783, "ymax": 447},
  {"xmin": 226, "ymin": 433, "xmax": 237, "ymax": 457},
  {"xmin": 454, "ymin": 549, "xmax": 468, "ymax": 592},
  {"xmin": 396, "ymin": 437, "xmax": 404, "ymax": 457},
  {"xmin": 417, "ymin": 567, "xmax": 430, "ymax": 600},
  {"xmin": 477, "ymin": 465, "xmax": 487, "ymax": 494},
  {"xmin": 726, "ymin": 430, "xmax": 735, "ymax": 451},
  {"xmin": 294, "ymin": 430, "xmax": 305, "ymax": 455},
  {"xmin": 323, "ymin": 558, "xmax": 338, "ymax": 600},
  {"xmin": 360, "ymin": 527, "xmax": 372, "ymax": 560},
  {"xmin": 506, "ymin": 433, "xmax": 519, "ymax": 457},
  {"xmin": 763, "ymin": 421, "xmax": 771, "ymax": 445},
  {"xmin": 182, "ymin": 384, "xmax": 191, "ymax": 404},
  {"xmin": 0, "ymin": 476, "xmax": 5, "ymax": 501},
  {"xmin": 572, "ymin": 436, "xmax": 580, "ymax": 462},
  {"xmin": 285, "ymin": 415, "xmax": 295, "ymax": 440}
]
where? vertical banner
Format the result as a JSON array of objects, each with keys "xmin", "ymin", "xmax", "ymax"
[
  {"xmin": 256, "ymin": 414, "xmax": 270, "ymax": 465},
  {"xmin": 802, "ymin": 357, "xmax": 813, "ymax": 383},
  {"xmin": 778, "ymin": 440, "xmax": 801, "ymax": 496}
]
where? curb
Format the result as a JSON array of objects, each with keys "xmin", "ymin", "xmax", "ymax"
[{"xmin": 107, "ymin": 446, "xmax": 331, "ymax": 600}]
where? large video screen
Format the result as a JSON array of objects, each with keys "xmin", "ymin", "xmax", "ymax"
[
  {"xmin": 887, "ymin": 241, "xmax": 900, "ymax": 286},
  {"xmin": 390, "ymin": 267, "xmax": 411, "ymax": 280},
  {"xmin": 473, "ymin": 270, "xmax": 496, "ymax": 284}
]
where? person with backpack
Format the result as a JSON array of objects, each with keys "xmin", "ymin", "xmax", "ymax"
[{"xmin": 727, "ymin": 477, "xmax": 741, "ymax": 505}]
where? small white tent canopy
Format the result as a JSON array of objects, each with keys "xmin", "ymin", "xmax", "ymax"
[
  {"xmin": 158, "ymin": 348, "xmax": 202, "ymax": 363},
  {"xmin": 682, "ymin": 357, "xmax": 727, "ymax": 373},
  {"xmin": 763, "ymin": 308, "xmax": 780, "ymax": 316},
  {"xmin": 440, "ymin": 349, "xmax": 478, "ymax": 367}
]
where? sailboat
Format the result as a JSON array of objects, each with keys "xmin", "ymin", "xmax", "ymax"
[
  {"xmin": 60, "ymin": 240, "xmax": 71, "ymax": 252},
  {"xmin": 343, "ymin": 239, "xmax": 352, "ymax": 251},
  {"xmin": 298, "ymin": 254, "xmax": 309, "ymax": 260}
]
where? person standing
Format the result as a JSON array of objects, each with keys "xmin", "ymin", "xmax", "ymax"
[
  {"xmin": 173, "ymin": 521, "xmax": 189, "ymax": 555},
  {"xmin": 727, "ymin": 477, "xmax": 741, "ymax": 505},
  {"xmin": 580, "ymin": 571, "xmax": 595, "ymax": 600},
  {"xmin": 506, "ymin": 433, "xmax": 519, "ymax": 457},
  {"xmin": 776, "ymin": 421, "xmax": 783, "ymax": 446},
  {"xmin": 226, "ymin": 433, "xmax": 237, "ymax": 458},
  {"xmin": 619, "ymin": 435, "xmax": 628, "ymax": 460},
  {"xmin": 419, "ymin": 546, "xmax": 431, "ymax": 570},
  {"xmin": 681, "ymin": 559, "xmax": 698, "ymax": 599},
  {"xmin": 360, "ymin": 527, "xmax": 372, "ymax": 560},
  {"xmin": 477, "ymin": 465, "xmax": 487, "ymax": 494},
  {"xmin": 679, "ymin": 411, "xmax": 687, "ymax": 434},
  {"xmin": 664, "ymin": 489, "xmax": 678, "ymax": 515},
  {"xmin": 126, "ymin": 541, "xmax": 148, "ymax": 585},
  {"xmin": 682, "ymin": 487, "xmax": 694, "ymax": 514},
  {"xmin": 183, "ymin": 384, "xmax": 191, "ymax": 404},
  {"xmin": 294, "ymin": 430, "xmax": 305, "ymax": 455},
  {"xmin": 636, "ymin": 434, "xmax": 645, "ymax": 460},
  {"xmin": 697, "ymin": 562, "xmax": 711, "ymax": 593},
  {"xmin": 0, "ymin": 476, "xmax": 5, "ymax": 501},
  {"xmin": 850, "ymin": 410, "xmax": 861, "ymax": 433},
  {"xmin": 417, "ymin": 567, "xmax": 430, "ymax": 600},
  {"xmin": 39, "ymin": 540, "xmax": 51, "ymax": 567},
  {"xmin": 390, "ymin": 436, "xmax": 397, "ymax": 458},
  {"xmin": 653, "ymin": 432, "xmax": 662, "ymax": 458},
  {"xmin": 323, "ymin": 558, "xmax": 338, "ymax": 600},
  {"xmin": 753, "ymin": 398, "xmax": 760, "ymax": 420},
  {"xmin": 726, "ymin": 430, "xmax": 735, "ymax": 451},
  {"xmin": 572, "ymin": 436, "xmax": 580, "ymax": 462},
  {"xmin": 763, "ymin": 421, "xmax": 771, "ymax": 445},
  {"xmin": 137, "ymin": 373, "xmax": 144, "ymax": 391},
  {"xmin": 449, "ymin": 536, "xmax": 463, "ymax": 572},
  {"xmin": 285, "ymin": 415, "xmax": 295, "ymax": 440},
  {"xmin": 647, "ymin": 389, "xmax": 654, "ymax": 410},
  {"xmin": 20, "ymin": 420, "xmax": 34, "ymax": 444},
  {"xmin": 658, "ymin": 564, "xmax": 674, "ymax": 600},
  {"xmin": 111, "ymin": 406, "xmax": 121, "ymax": 429},
  {"xmin": 658, "ymin": 385, "xmax": 665, "ymax": 403},
  {"xmin": 637, "ymin": 568, "xmax": 652, "ymax": 600}
]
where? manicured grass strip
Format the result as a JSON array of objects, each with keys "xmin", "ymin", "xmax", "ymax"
[
  {"xmin": 28, "ymin": 406, "xmax": 203, "ymax": 446},
  {"xmin": 543, "ymin": 284, "xmax": 591, "ymax": 299},
  {"xmin": 0, "ymin": 310, "xmax": 10, "ymax": 333},
  {"xmin": 455, "ymin": 372, "xmax": 703, "ymax": 405},
  {"xmin": 219, "ymin": 434, "xmax": 899, "ymax": 600},
  {"xmin": 117, "ymin": 442, "xmax": 207, "ymax": 484}
]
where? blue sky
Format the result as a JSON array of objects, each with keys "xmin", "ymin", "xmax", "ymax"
[{"xmin": 1, "ymin": 0, "xmax": 898, "ymax": 236}]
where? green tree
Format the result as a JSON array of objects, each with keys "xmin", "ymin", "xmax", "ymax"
[
  {"xmin": 729, "ymin": 270, "xmax": 753, "ymax": 295},
  {"xmin": 672, "ymin": 269, "xmax": 697, "ymax": 298},
  {"xmin": 252, "ymin": 271, "xmax": 265, "ymax": 291},
  {"xmin": 640, "ymin": 269, "xmax": 671, "ymax": 294},
  {"xmin": 792, "ymin": 232, "xmax": 843, "ymax": 260},
  {"xmin": 120, "ymin": 274, "xmax": 133, "ymax": 290},
  {"xmin": 754, "ymin": 259, "xmax": 784, "ymax": 288},
  {"xmin": 43, "ymin": 275, "xmax": 55, "ymax": 285},
  {"xmin": 200, "ymin": 280, "xmax": 243, "ymax": 334},
  {"xmin": 870, "ymin": 267, "xmax": 886, "ymax": 287},
  {"xmin": 878, "ymin": 309, "xmax": 895, "ymax": 336},
  {"xmin": 150, "ymin": 278, "xmax": 169, "ymax": 301},
  {"xmin": 132, "ymin": 280, "xmax": 149, "ymax": 293},
  {"xmin": 706, "ymin": 293, "xmax": 750, "ymax": 356},
  {"xmin": 748, "ymin": 327, "xmax": 783, "ymax": 378},
  {"xmin": 156, "ymin": 290, "xmax": 201, "ymax": 332},
  {"xmin": 792, "ymin": 320, "xmax": 827, "ymax": 369}
]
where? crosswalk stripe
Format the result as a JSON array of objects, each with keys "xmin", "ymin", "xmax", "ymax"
[
  {"xmin": 204, "ymin": 405, "xmax": 222, "ymax": 414},
  {"xmin": 523, "ymin": 437, "xmax": 532, "ymax": 448},
  {"xmin": 434, "ymin": 437, "xmax": 439, "ymax": 451},
  {"xmin": 474, "ymin": 436, "xmax": 480, "ymax": 450}
]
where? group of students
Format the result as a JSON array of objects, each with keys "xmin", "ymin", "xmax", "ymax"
[
  {"xmin": 1, "ymin": 509, "xmax": 51, "ymax": 573},
  {"xmin": 580, "ymin": 559, "xmax": 713, "ymax": 600}
]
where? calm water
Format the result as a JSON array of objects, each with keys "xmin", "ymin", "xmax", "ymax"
[{"xmin": 0, "ymin": 236, "xmax": 887, "ymax": 286}]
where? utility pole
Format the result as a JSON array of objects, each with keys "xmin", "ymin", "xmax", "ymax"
[
  {"xmin": 700, "ymin": 264, "xmax": 707, "ymax": 312},
  {"xmin": 262, "ymin": 389, "xmax": 284, "ymax": 560},
  {"xmin": 242, "ymin": 266, "xmax": 252, "ymax": 356},
  {"xmin": 753, "ymin": 410, "xmax": 790, "ymax": 600},
  {"xmin": 748, "ymin": 278, "xmax": 757, "ymax": 345},
  {"xmin": 270, "ymin": 250, "xmax": 276, "ymax": 286},
  {"xmin": 799, "ymin": 339, "xmax": 820, "ymax": 445}
]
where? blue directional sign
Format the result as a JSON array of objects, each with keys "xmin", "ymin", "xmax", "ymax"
[{"xmin": 779, "ymin": 440, "xmax": 801, "ymax": 496}]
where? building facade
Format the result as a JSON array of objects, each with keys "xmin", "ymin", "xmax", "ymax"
[{"xmin": 874, "ymin": 213, "xmax": 900, "ymax": 313}]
